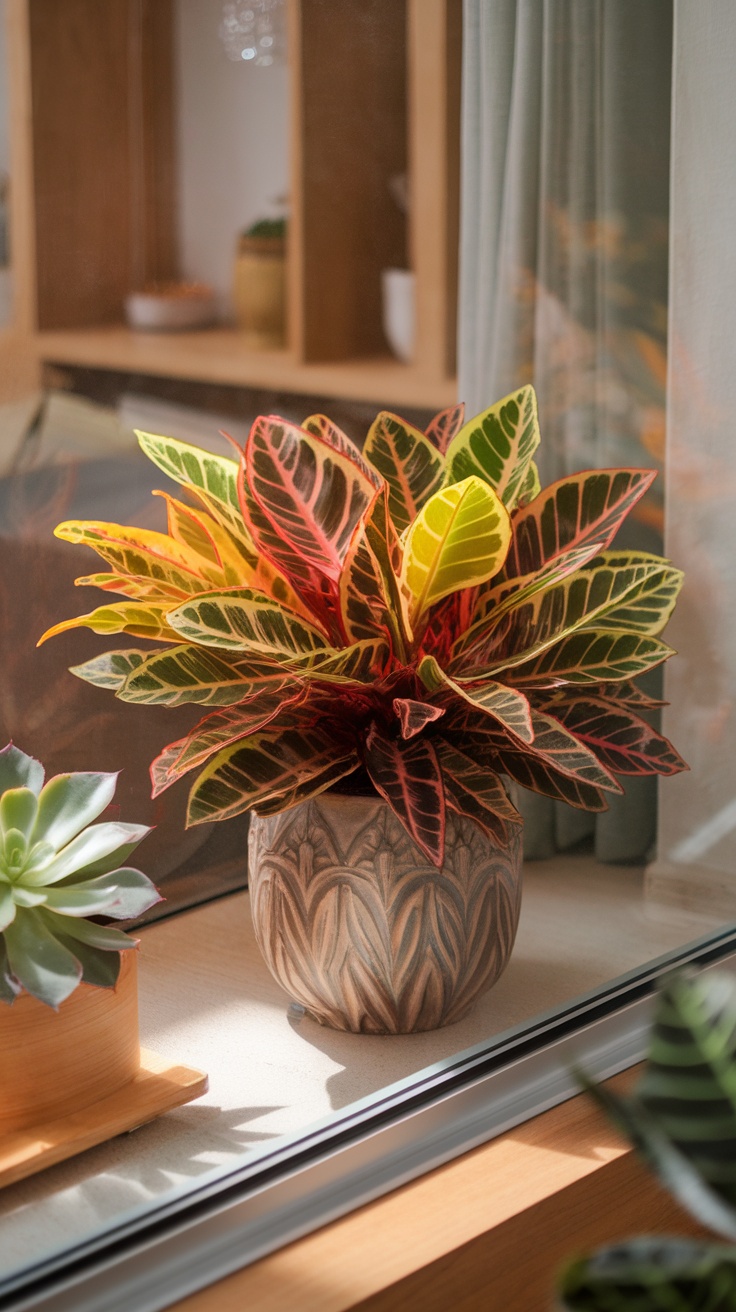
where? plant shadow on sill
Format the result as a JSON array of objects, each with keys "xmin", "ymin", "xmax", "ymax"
[{"xmin": 0, "ymin": 1104, "xmax": 284, "ymax": 1225}]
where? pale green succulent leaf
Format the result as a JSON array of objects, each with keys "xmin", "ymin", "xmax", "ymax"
[
  {"xmin": 41, "ymin": 886, "xmax": 118, "ymax": 916},
  {"xmin": 0, "ymin": 884, "xmax": 16, "ymax": 932},
  {"xmin": 445, "ymin": 385, "xmax": 541, "ymax": 508},
  {"xmin": 43, "ymin": 911, "xmax": 136, "ymax": 953},
  {"xmin": 4, "ymin": 908, "xmax": 83, "ymax": 1008},
  {"xmin": 0, "ymin": 744, "xmax": 44, "ymax": 796},
  {"xmin": 52, "ymin": 932, "xmax": 122, "ymax": 989},
  {"xmin": 0, "ymin": 787, "xmax": 38, "ymax": 839},
  {"xmin": 403, "ymin": 476, "xmax": 511, "ymax": 620},
  {"xmin": 11, "ymin": 886, "xmax": 47, "ymax": 908},
  {"xmin": 0, "ymin": 938, "xmax": 20, "ymax": 1003},
  {"xmin": 30, "ymin": 771, "xmax": 119, "ymax": 853},
  {"xmin": 57, "ymin": 868, "xmax": 162, "ymax": 920},
  {"xmin": 23, "ymin": 822, "xmax": 151, "ymax": 887}
]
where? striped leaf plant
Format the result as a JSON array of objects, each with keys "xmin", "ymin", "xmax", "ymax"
[
  {"xmin": 559, "ymin": 971, "xmax": 736, "ymax": 1310},
  {"xmin": 40, "ymin": 385, "xmax": 686, "ymax": 865}
]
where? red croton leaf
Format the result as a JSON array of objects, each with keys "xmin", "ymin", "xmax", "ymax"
[
  {"xmin": 538, "ymin": 694, "xmax": 688, "ymax": 777},
  {"xmin": 505, "ymin": 467, "xmax": 657, "ymax": 577},
  {"xmin": 364, "ymin": 724, "xmax": 446, "ymax": 866},
  {"xmin": 435, "ymin": 740, "xmax": 521, "ymax": 846},
  {"xmin": 425, "ymin": 403, "xmax": 466, "ymax": 454},
  {"xmin": 150, "ymin": 680, "xmax": 305, "ymax": 796},
  {"xmin": 393, "ymin": 698, "xmax": 446, "ymax": 740}
]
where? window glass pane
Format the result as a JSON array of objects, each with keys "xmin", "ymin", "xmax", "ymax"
[{"xmin": 0, "ymin": 0, "xmax": 734, "ymax": 1297}]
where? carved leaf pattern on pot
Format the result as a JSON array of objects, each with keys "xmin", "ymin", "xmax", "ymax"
[{"xmin": 248, "ymin": 795, "xmax": 522, "ymax": 1034}]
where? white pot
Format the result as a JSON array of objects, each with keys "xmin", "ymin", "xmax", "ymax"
[{"xmin": 381, "ymin": 267, "xmax": 415, "ymax": 364}]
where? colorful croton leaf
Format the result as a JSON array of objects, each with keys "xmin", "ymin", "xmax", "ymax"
[{"xmin": 40, "ymin": 388, "xmax": 686, "ymax": 867}]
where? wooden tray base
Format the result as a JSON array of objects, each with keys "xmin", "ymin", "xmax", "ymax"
[{"xmin": 0, "ymin": 1048, "xmax": 208, "ymax": 1188}]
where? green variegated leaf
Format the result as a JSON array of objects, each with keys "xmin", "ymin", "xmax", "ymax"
[
  {"xmin": 403, "ymin": 476, "xmax": 511, "ymax": 620},
  {"xmin": 244, "ymin": 415, "xmax": 376, "ymax": 582},
  {"xmin": 363, "ymin": 411, "xmax": 445, "ymax": 533},
  {"xmin": 153, "ymin": 489, "xmax": 250, "ymax": 583},
  {"xmin": 117, "ymin": 644, "xmax": 288, "ymax": 706},
  {"xmin": 539, "ymin": 694, "xmax": 688, "ymax": 776},
  {"xmin": 302, "ymin": 413, "xmax": 382, "ymax": 489},
  {"xmin": 577, "ymin": 553, "xmax": 684, "ymax": 635},
  {"xmin": 595, "ymin": 680, "xmax": 666, "ymax": 710},
  {"xmin": 187, "ymin": 725, "xmax": 357, "ymax": 824},
  {"xmin": 153, "ymin": 489, "xmax": 221, "ymax": 563},
  {"xmin": 506, "ymin": 629, "xmax": 673, "ymax": 687},
  {"xmin": 364, "ymin": 725, "xmax": 445, "ymax": 866},
  {"xmin": 464, "ymin": 542, "xmax": 605, "ymax": 638},
  {"xmin": 40, "ymin": 601, "xmax": 181, "ymax": 646},
  {"xmin": 453, "ymin": 555, "xmax": 668, "ymax": 674},
  {"xmin": 516, "ymin": 459, "xmax": 540, "ymax": 507},
  {"xmin": 418, "ymin": 654, "xmax": 533, "ymax": 743},
  {"xmin": 506, "ymin": 468, "xmax": 657, "ymax": 577},
  {"xmin": 252, "ymin": 760, "xmax": 361, "ymax": 816},
  {"xmin": 424, "ymin": 403, "xmax": 465, "ymax": 455},
  {"xmin": 306, "ymin": 638, "xmax": 390, "ymax": 682},
  {"xmin": 435, "ymin": 740, "xmax": 521, "ymax": 845},
  {"xmin": 580, "ymin": 973, "xmax": 736, "ymax": 1242},
  {"xmin": 70, "ymin": 649, "xmax": 150, "ymax": 691},
  {"xmin": 73, "ymin": 571, "xmax": 190, "ymax": 602},
  {"xmin": 53, "ymin": 520, "xmax": 218, "ymax": 594},
  {"xmin": 185, "ymin": 482, "xmax": 259, "ymax": 567},
  {"xmin": 560, "ymin": 1238, "xmax": 736, "ymax": 1312},
  {"xmin": 136, "ymin": 429, "xmax": 247, "ymax": 520},
  {"xmin": 339, "ymin": 490, "xmax": 412, "ymax": 659},
  {"xmin": 165, "ymin": 589, "xmax": 330, "ymax": 657},
  {"xmin": 445, "ymin": 385, "xmax": 540, "ymax": 508},
  {"xmin": 150, "ymin": 682, "xmax": 302, "ymax": 794}
]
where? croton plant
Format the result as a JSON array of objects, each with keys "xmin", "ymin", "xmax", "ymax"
[{"xmin": 40, "ymin": 386, "xmax": 686, "ymax": 867}]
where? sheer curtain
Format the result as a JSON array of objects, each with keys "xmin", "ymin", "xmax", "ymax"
[
  {"xmin": 646, "ymin": 0, "xmax": 736, "ymax": 920},
  {"xmin": 458, "ymin": 0, "xmax": 672, "ymax": 862}
]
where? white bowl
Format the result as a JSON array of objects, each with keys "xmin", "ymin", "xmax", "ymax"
[{"xmin": 125, "ymin": 289, "xmax": 217, "ymax": 332}]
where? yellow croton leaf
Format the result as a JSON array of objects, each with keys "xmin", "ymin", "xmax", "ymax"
[{"xmin": 402, "ymin": 476, "xmax": 511, "ymax": 621}]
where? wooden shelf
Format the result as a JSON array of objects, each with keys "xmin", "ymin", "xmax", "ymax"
[{"xmin": 35, "ymin": 326, "xmax": 457, "ymax": 410}]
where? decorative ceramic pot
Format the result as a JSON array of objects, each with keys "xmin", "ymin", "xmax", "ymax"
[
  {"xmin": 233, "ymin": 234, "xmax": 286, "ymax": 349},
  {"xmin": 248, "ymin": 792, "xmax": 523, "ymax": 1035},
  {"xmin": 0, "ymin": 952, "xmax": 139, "ymax": 1131}
]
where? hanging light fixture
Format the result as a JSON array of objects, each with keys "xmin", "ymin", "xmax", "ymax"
[{"xmin": 219, "ymin": 0, "xmax": 286, "ymax": 66}]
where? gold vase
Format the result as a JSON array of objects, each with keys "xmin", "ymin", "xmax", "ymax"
[
  {"xmin": 233, "ymin": 234, "xmax": 286, "ymax": 349},
  {"xmin": 248, "ymin": 792, "xmax": 523, "ymax": 1035}
]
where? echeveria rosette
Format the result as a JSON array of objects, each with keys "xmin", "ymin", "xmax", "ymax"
[
  {"xmin": 39, "ymin": 387, "xmax": 687, "ymax": 868},
  {"xmin": 0, "ymin": 744, "xmax": 160, "ymax": 1008}
]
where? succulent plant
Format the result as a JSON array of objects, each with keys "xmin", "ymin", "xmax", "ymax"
[
  {"xmin": 0, "ymin": 743, "xmax": 159, "ymax": 1008},
  {"xmin": 40, "ymin": 385, "xmax": 686, "ymax": 866}
]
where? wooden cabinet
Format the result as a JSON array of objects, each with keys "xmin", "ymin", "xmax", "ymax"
[{"xmin": 4, "ymin": 0, "xmax": 461, "ymax": 409}]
